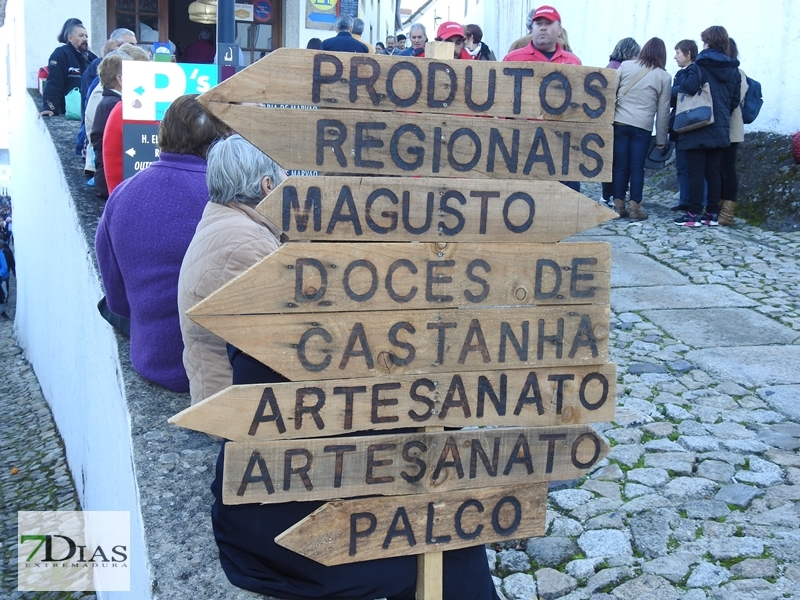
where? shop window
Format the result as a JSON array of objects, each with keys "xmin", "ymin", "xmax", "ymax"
[
  {"xmin": 234, "ymin": 0, "xmax": 282, "ymax": 66},
  {"xmin": 108, "ymin": 0, "xmax": 169, "ymax": 43}
]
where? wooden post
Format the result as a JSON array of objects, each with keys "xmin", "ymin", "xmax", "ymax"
[
  {"xmin": 417, "ymin": 425, "xmax": 444, "ymax": 600},
  {"xmin": 425, "ymin": 41, "xmax": 455, "ymax": 59}
]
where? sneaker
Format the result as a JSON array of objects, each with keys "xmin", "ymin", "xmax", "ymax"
[
  {"xmin": 670, "ymin": 204, "xmax": 689, "ymax": 211},
  {"xmin": 674, "ymin": 212, "xmax": 703, "ymax": 227},
  {"xmin": 701, "ymin": 212, "xmax": 719, "ymax": 226}
]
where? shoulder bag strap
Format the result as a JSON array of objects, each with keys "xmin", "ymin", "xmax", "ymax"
[{"xmin": 617, "ymin": 66, "xmax": 652, "ymax": 98}]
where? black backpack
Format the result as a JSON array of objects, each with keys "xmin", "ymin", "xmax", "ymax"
[{"xmin": 741, "ymin": 76, "xmax": 763, "ymax": 124}]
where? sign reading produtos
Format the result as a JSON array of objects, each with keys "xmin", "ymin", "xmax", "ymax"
[{"xmin": 171, "ymin": 46, "xmax": 618, "ymax": 599}]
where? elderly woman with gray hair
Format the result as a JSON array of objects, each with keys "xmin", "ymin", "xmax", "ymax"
[
  {"xmin": 184, "ymin": 136, "xmax": 501, "ymax": 600},
  {"xmin": 178, "ymin": 134, "xmax": 286, "ymax": 406}
]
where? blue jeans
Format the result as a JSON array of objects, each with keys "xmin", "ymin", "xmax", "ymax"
[
  {"xmin": 676, "ymin": 149, "xmax": 707, "ymax": 207},
  {"xmin": 612, "ymin": 124, "xmax": 651, "ymax": 203}
]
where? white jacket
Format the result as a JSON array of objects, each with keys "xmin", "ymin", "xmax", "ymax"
[{"xmin": 614, "ymin": 60, "xmax": 672, "ymax": 144}]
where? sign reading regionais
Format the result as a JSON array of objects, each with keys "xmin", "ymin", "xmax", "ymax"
[{"xmin": 175, "ymin": 46, "xmax": 618, "ymax": 588}]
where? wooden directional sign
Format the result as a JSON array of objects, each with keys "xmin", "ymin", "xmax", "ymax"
[
  {"xmin": 188, "ymin": 241, "xmax": 610, "ymax": 317},
  {"xmin": 200, "ymin": 49, "xmax": 617, "ymax": 122},
  {"xmin": 169, "ymin": 364, "xmax": 617, "ymax": 441},
  {"xmin": 172, "ymin": 50, "xmax": 619, "ymax": 588},
  {"xmin": 259, "ymin": 177, "xmax": 615, "ymax": 242},
  {"xmin": 275, "ymin": 483, "xmax": 548, "ymax": 565},
  {"xmin": 191, "ymin": 305, "xmax": 610, "ymax": 381},
  {"xmin": 200, "ymin": 105, "xmax": 612, "ymax": 181},
  {"xmin": 224, "ymin": 425, "xmax": 609, "ymax": 504}
]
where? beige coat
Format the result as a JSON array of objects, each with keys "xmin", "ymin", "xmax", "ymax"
[
  {"xmin": 613, "ymin": 60, "xmax": 672, "ymax": 144},
  {"xmin": 729, "ymin": 68, "xmax": 749, "ymax": 144},
  {"xmin": 178, "ymin": 201, "xmax": 283, "ymax": 405}
]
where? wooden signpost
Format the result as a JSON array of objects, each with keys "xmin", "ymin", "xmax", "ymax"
[{"xmin": 172, "ymin": 46, "xmax": 618, "ymax": 600}]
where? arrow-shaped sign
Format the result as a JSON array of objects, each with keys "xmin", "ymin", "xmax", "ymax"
[
  {"xmin": 307, "ymin": 11, "xmax": 336, "ymax": 23},
  {"xmin": 257, "ymin": 177, "xmax": 616, "ymax": 242},
  {"xmin": 198, "ymin": 48, "xmax": 616, "ymax": 122},
  {"xmin": 169, "ymin": 363, "xmax": 617, "ymax": 440},
  {"xmin": 187, "ymin": 241, "xmax": 610, "ymax": 317},
  {"xmin": 200, "ymin": 105, "xmax": 613, "ymax": 181},
  {"xmin": 133, "ymin": 85, "xmax": 145, "ymax": 95},
  {"xmin": 275, "ymin": 483, "xmax": 548, "ymax": 565},
  {"xmin": 190, "ymin": 305, "xmax": 610, "ymax": 381},
  {"xmin": 224, "ymin": 424, "xmax": 609, "ymax": 504},
  {"xmin": 125, "ymin": 148, "xmax": 136, "ymax": 157}
]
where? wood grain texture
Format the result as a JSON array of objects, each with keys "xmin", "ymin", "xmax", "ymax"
[
  {"xmin": 274, "ymin": 483, "xmax": 547, "ymax": 565},
  {"xmin": 257, "ymin": 176, "xmax": 616, "ymax": 242},
  {"xmin": 187, "ymin": 242, "xmax": 610, "ymax": 317},
  {"xmin": 190, "ymin": 305, "xmax": 610, "ymax": 381},
  {"xmin": 168, "ymin": 364, "xmax": 617, "ymax": 440},
  {"xmin": 202, "ymin": 105, "xmax": 612, "ymax": 181},
  {"xmin": 223, "ymin": 425, "xmax": 609, "ymax": 504},
  {"xmin": 198, "ymin": 48, "xmax": 617, "ymax": 122}
]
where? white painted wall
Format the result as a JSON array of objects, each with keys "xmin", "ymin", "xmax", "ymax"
[
  {"xmin": 5, "ymin": 0, "xmax": 149, "ymax": 597},
  {"xmin": 403, "ymin": 0, "xmax": 799, "ymax": 134}
]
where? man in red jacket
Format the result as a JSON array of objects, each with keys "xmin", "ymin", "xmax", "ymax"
[
  {"xmin": 503, "ymin": 5, "xmax": 581, "ymax": 65},
  {"xmin": 503, "ymin": 6, "xmax": 582, "ymax": 192}
]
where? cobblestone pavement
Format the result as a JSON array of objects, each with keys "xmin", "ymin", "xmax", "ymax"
[
  {"xmin": 0, "ymin": 277, "xmax": 95, "ymax": 599},
  {"xmin": 487, "ymin": 183, "xmax": 800, "ymax": 600},
  {"xmin": 3, "ymin": 181, "xmax": 800, "ymax": 600}
]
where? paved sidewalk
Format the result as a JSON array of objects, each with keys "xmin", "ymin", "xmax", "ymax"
[
  {"xmin": 1, "ymin": 181, "xmax": 799, "ymax": 600},
  {"xmin": 485, "ymin": 184, "xmax": 800, "ymax": 600},
  {"xmin": 0, "ymin": 277, "xmax": 95, "ymax": 599}
]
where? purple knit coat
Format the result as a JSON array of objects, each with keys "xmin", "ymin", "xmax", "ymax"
[{"xmin": 95, "ymin": 153, "xmax": 209, "ymax": 392}]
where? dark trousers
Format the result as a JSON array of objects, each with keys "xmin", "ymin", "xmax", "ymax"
[
  {"xmin": 212, "ymin": 348, "xmax": 502, "ymax": 600},
  {"xmin": 612, "ymin": 124, "xmax": 651, "ymax": 203},
  {"xmin": 720, "ymin": 142, "xmax": 739, "ymax": 202},
  {"xmin": 686, "ymin": 147, "xmax": 723, "ymax": 215}
]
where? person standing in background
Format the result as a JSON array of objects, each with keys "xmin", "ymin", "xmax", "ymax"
[
  {"xmin": 351, "ymin": 18, "xmax": 374, "ymax": 54},
  {"xmin": 611, "ymin": 37, "xmax": 672, "ymax": 221},
  {"xmin": 669, "ymin": 39, "xmax": 699, "ymax": 213},
  {"xmin": 673, "ymin": 26, "xmax": 740, "ymax": 227},
  {"xmin": 182, "ymin": 27, "xmax": 216, "ymax": 64},
  {"xmin": 40, "ymin": 22, "xmax": 97, "ymax": 116},
  {"xmin": 599, "ymin": 37, "xmax": 641, "ymax": 208},
  {"xmin": 719, "ymin": 37, "xmax": 748, "ymax": 226}
]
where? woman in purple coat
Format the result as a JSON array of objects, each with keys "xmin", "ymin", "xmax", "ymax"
[{"xmin": 95, "ymin": 95, "xmax": 230, "ymax": 391}]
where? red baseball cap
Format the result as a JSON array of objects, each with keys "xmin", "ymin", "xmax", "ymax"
[
  {"xmin": 532, "ymin": 5, "xmax": 561, "ymax": 23},
  {"xmin": 436, "ymin": 21, "xmax": 465, "ymax": 41}
]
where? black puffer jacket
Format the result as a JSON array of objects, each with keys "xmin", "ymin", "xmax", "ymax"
[{"xmin": 676, "ymin": 49, "xmax": 740, "ymax": 150}]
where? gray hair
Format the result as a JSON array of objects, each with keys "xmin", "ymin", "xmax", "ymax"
[
  {"xmin": 385, "ymin": 35, "xmax": 396, "ymax": 43},
  {"xmin": 409, "ymin": 23, "xmax": 426, "ymax": 36},
  {"xmin": 110, "ymin": 28, "xmax": 136, "ymax": 41},
  {"xmin": 206, "ymin": 135, "xmax": 284, "ymax": 205},
  {"xmin": 335, "ymin": 14, "xmax": 354, "ymax": 32},
  {"xmin": 68, "ymin": 22, "xmax": 86, "ymax": 38},
  {"xmin": 525, "ymin": 9, "xmax": 536, "ymax": 32},
  {"xmin": 352, "ymin": 18, "xmax": 365, "ymax": 35}
]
